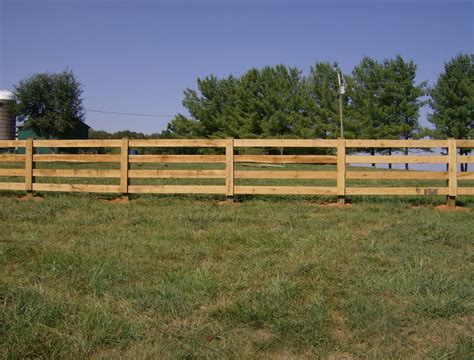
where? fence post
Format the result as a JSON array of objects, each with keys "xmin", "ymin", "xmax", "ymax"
[
  {"xmin": 225, "ymin": 138, "xmax": 234, "ymax": 202},
  {"xmin": 337, "ymin": 137, "xmax": 346, "ymax": 204},
  {"xmin": 25, "ymin": 138, "xmax": 34, "ymax": 197},
  {"xmin": 120, "ymin": 137, "xmax": 129, "ymax": 200},
  {"xmin": 447, "ymin": 138, "xmax": 457, "ymax": 207}
]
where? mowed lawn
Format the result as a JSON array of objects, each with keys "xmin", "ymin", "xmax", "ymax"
[{"xmin": 1, "ymin": 193, "xmax": 473, "ymax": 358}]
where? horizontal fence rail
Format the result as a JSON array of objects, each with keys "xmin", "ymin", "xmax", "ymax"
[{"xmin": 0, "ymin": 138, "xmax": 473, "ymax": 205}]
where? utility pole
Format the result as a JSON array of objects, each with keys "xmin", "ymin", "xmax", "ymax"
[{"xmin": 336, "ymin": 70, "xmax": 345, "ymax": 138}]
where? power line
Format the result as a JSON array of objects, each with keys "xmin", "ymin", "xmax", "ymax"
[{"xmin": 85, "ymin": 109, "xmax": 175, "ymax": 117}]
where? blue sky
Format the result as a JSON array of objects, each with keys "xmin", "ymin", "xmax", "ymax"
[{"xmin": 1, "ymin": 0, "xmax": 472, "ymax": 133}]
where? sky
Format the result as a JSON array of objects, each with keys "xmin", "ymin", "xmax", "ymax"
[{"xmin": 1, "ymin": 0, "xmax": 473, "ymax": 134}]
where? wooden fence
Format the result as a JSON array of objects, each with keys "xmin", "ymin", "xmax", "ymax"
[{"xmin": 0, "ymin": 138, "xmax": 473, "ymax": 205}]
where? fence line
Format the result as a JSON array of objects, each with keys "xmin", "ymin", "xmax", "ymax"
[{"xmin": 0, "ymin": 138, "xmax": 473, "ymax": 206}]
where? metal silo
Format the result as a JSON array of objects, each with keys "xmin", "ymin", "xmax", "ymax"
[{"xmin": 0, "ymin": 90, "xmax": 15, "ymax": 140}]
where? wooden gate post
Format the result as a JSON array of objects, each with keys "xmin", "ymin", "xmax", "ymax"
[
  {"xmin": 120, "ymin": 137, "xmax": 129, "ymax": 200},
  {"xmin": 225, "ymin": 138, "xmax": 234, "ymax": 202},
  {"xmin": 337, "ymin": 138, "xmax": 346, "ymax": 204},
  {"xmin": 447, "ymin": 138, "xmax": 457, "ymax": 207},
  {"xmin": 25, "ymin": 138, "xmax": 34, "ymax": 197}
]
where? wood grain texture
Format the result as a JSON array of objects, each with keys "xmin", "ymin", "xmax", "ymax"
[
  {"xmin": 225, "ymin": 138, "xmax": 234, "ymax": 196},
  {"xmin": 25, "ymin": 138, "xmax": 33, "ymax": 192},
  {"xmin": 128, "ymin": 139, "xmax": 227, "ymax": 147},
  {"xmin": 0, "ymin": 182, "xmax": 25, "ymax": 190},
  {"xmin": 33, "ymin": 139, "xmax": 122, "ymax": 147},
  {"xmin": 347, "ymin": 171, "xmax": 448, "ymax": 180},
  {"xmin": 337, "ymin": 138, "xmax": 346, "ymax": 196},
  {"xmin": 128, "ymin": 185, "xmax": 226, "ymax": 194},
  {"xmin": 129, "ymin": 169, "xmax": 225, "ymax": 179},
  {"xmin": 346, "ymin": 155, "xmax": 448, "ymax": 164},
  {"xmin": 234, "ymin": 186, "xmax": 337, "ymax": 195},
  {"xmin": 345, "ymin": 139, "xmax": 447, "ymax": 148},
  {"xmin": 346, "ymin": 187, "xmax": 448, "ymax": 195},
  {"xmin": 128, "ymin": 155, "xmax": 225, "ymax": 163},
  {"xmin": 235, "ymin": 171, "xmax": 337, "ymax": 179},
  {"xmin": 235, "ymin": 155, "xmax": 337, "ymax": 164},
  {"xmin": 0, "ymin": 169, "xmax": 25, "ymax": 177},
  {"xmin": 0, "ymin": 140, "xmax": 26, "ymax": 147},
  {"xmin": 33, "ymin": 154, "xmax": 121, "ymax": 163},
  {"xmin": 120, "ymin": 138, "xmax": 129, "ymax": 194},
  {"xmin": 32, "ymin": 183, "xmax": 120, "ymax": 193},
  {"xmin": 33, "ymin": 169, "xmax": 120, "ymax": 178},
  {"xmin": 233, "ymin": 139, "xmax": 338, "ymax": 147},
  {"xmin": 448, "ymin": 139, "xmax": 457, "ymax": 197},
  {"xmin": 0, "ymin": 154, "xmax": 26, "ymax": 162}
]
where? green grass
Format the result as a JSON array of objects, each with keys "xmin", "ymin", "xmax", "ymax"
[{"xmin": 1, "ymin": 188, "xmax": 473, "ymax": 359}]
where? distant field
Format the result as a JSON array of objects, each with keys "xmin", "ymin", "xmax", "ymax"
[{"xmin": 0, "ymin": 192, "xmax": 473, "ymax": 358}]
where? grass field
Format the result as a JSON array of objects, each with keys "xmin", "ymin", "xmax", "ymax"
[{"xmin": 1, "ymin": 188, "xmax": 473, "ymax": 359}]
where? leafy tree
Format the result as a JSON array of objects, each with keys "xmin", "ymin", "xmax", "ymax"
[
  {"xmin": 14, "ymin": 70, "xmax": 85, "ymax": 138},
  {"xmin": 350, "ymin": 56, "xmax": 425, "ymax": 168},
  {"xmin": 236, "ymin": 65, "xmax": 305, "ymax": 138},
  {"xmin": 302, "ymin": 62, "xmax": 352, "ymax": 139},
  {"xmin": 428, "ymin": 54, "xmax": 473, "ymax": 171}
]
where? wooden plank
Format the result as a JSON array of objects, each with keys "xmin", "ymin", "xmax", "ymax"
[
  {"xmin": 457, "ymin": 172, "xmax": 474, "ymax": 180},
  {"xmin": 0, "ymin": 182, "xmax": 25, "ymax": 190},
  {"xmin": 129, "ymin": 169, "xmax": 225, "ymax": 179},
  {"xmin": 347, "ymin": 171, "xmax": 448, "ymax": 180},
  {"xmin": 128, "ymin": 139, "xmax": 227, "ymax": 147},
  {"xmin": 233, "ymin": 139, "xmax": 338, "ymax": 148},
  {"xmin": 345, "ymin": 139, "xmax": 447, "ymax": 148},
  {"xmin": 25, "ymin": 138, "xmax": 33, "ymax": 192},
  {"xmin": 32, "ymin": 183, "xmax": 120, "ymax": 193},
  {"xmin": 0, "ymin": 140, "xmax": 26, "ymax": 147},
  {"xmin": 128, "ymin": 185, "xmax": 226, "ymax": 194},
  {"xmin": 33, "ymin": 169, "xmax": 120, "ymax": 178},
  {"xmin": 235, "ymin": 155, "xmax": 337, "ymax": 164},
  {"xmin": 234, "ymin": 186, "xmax": 337, "ymax": 195},
  {"xmin": 457, "ymin": 140, "xmax": 474, "ymax": 147},
  {"xmin": 457, "ymin": 156, "xmax": 474, "ymax": 163},
  {"xmin": 0, "ymin": 154, "xmax": 26, "ymax": 162},
  {"xmin": 225, "ymin": 139, "xmax": 234, "ymax": 197},
  {"xmin": 33, "ymin": 154, "xmax": 121, "ymax": 163},
  {"xmin": 346, "ymin": 155, "xmax": 448, "ymax": 164},
  {"xmin": 448, "ymin": 139, "xmax": 457, "ymax": 197},
  {"xmin": 337, "ymin": 138, "xmax": 346, "ymax": 197},
  {"xmin": 458, "ymin": 188, "xmax": 474, "ymax": 195},
  {"xmin": 346, "ymin": 187, "xmax": 448, "ymax": 195},
  {"xmin": 0, "ymin": 169, "xmax": 25, "ymax": 177},
  {"xmin": 33, "ymin": 139, "xmax": 122, "ymax": 147},
  {"xmin": 235, "ymin": 170, "xmax": 337, "ymax": 179},
  {"xmin": 128, "ymin": 155, "xmax": 225, "ymax": 163},
  {"xmin": 120, "ymin": 138, "xmax": 129, "ymax": 194}
]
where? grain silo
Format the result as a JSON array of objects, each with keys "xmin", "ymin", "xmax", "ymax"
[{"xmin": 0, "ymin": 90, "xmax": 15, "ymax": 140}]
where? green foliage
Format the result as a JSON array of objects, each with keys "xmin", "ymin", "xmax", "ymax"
[
  {"xmin": 428, "ymin": 53, "xmax": 474, "ymax": 139},
  {"xmin": 14, "ymin": 70, "xmax": 85, "ymax": 139},
  {"xmin": 350, "ymin": 55, "xmax": 425, "ymax": 140},
  {"xmin": 166, "ymin": 57, "xmax": 427, "ymax": 141}
]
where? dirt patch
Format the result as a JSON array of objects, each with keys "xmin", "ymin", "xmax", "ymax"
[
  {"xmin": 103, "ymin": 197, "xmax": 129, "ymax": 204},
  {"xmin": 17, "ymin": 195, "xmax": 43, "ymax": 202},
  {"xmin": 252, "ymin": 328, "xmax": 273, "ymax": 343},
  {"xmin": 435, "ymin": 205, "xmax": 470, "ymax": 212}
]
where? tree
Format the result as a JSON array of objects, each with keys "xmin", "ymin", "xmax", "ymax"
[
  {"xmin": 350, "ymin": 56, "xmax": 425, "ymax": 168},
  {"xmin": 302, "ymin": 62, "xmax": 352, "ymax": 139},
  {"xmin": 428, "ymin": 54, "xmax": 473, "ymax": 171},
  {"xmin": 14, "ymin": 70, "xmax": 85, "ymax": 139}
]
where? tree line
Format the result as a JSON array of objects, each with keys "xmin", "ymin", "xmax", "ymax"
[
  {"xmin": 13, "ymin": 54, "xmax": 473, "ymax": 149},
  {"xmin": 163, "ymin": 54, "xmax": 472, "ymax": 143}
]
